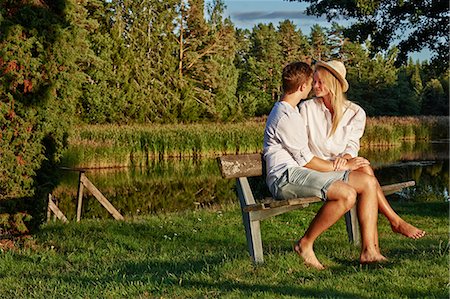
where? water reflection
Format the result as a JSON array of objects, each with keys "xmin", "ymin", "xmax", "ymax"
[
  {"xmin": 375, "ymin": 160, "xmax": 449, "ymax": 202},
  {"xmin": 53, "ymin": 141, "xmax": 449, "ymax": 219},
  {"xmin": 359, "ymin": 140, "xmax": 449, "ymax": 167}
]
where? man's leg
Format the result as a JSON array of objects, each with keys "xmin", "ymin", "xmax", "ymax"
[{"xmin": 295, "ymin": 181, "xmax": 356, "ymax": 269}]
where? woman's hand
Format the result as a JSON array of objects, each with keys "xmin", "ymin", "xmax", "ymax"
[
  {"xmin": 345, "ymin": 157, "xmax": 370, "ymax": 171},
  {"xmin": 333, "ymin": 157, "xmax": 348, "ymax": 171}
]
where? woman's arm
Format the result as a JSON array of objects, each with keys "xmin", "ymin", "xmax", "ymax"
[
  {"xmin": 341, "ymin": 106, "xmax": 366, "ymax": 158},
  {"xmin": 276, "ymin": 114, "xmax": 369, "ymax": 172}
]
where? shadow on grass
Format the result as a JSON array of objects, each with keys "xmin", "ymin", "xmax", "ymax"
[
  {"xmin": 388, "ymin": 201, "xmax": 448, "ymax": 218},
  {"xmin": 53, "ymin": 256, "xmax": 366, "ymax": 298}
]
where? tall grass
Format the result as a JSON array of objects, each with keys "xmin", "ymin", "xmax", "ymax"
[
  {"xmin": 362, "ymin": 116, "xmax": 449, "ymax": 147},
  {"xmin": 64, "ymin": 116, "xmax": 448, "ymax": 168}
]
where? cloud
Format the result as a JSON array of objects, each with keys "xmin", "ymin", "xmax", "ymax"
[{"xmin": 232, "ymin": 10, "xmax": 325, "ymax": 22}]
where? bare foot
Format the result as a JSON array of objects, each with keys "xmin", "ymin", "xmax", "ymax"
[
  {"xmin": 391, "ymin": 219, "xmax": 425, "ymax": 239},
  {"xmin": 360, "ymin": 249, "xmax": 388, "ymax": 264},
  {"xmin": 294, "ymin": 239, "xmax": 325, "ymax": 270}
]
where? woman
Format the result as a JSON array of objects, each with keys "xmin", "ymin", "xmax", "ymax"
[{"xmin": 300, "ymin": 60, "xmax": 425, "ymax": 240}]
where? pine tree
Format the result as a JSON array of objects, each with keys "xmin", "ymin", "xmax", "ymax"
[
  {"xmin": 81, "ymin": 0, "xmax": 180, "ymax": 123},
  {"xmin": 309, "ymin": 24, "xmax": 330, "ymax": 61},
  {"xmin": 0, "ymin": 0, "xmax": 90, "ymax": 220},
  {"xmin": 422, "ymin": 79, "xmax": 448, "ymax": 115},
  {"xmin": 278, "ymin": 20, "xmax": 310, "ymax": 64},
  {"xmin": 177, "ymin": 0, "xmax": 238, "ymax": 121},
  {"xmin": 243, "ymin": 23, "xmax": 283, "ymax": 115},
  {"xmin": 345, "ymin": 45, "xmax": 400, "ymax": 116}
]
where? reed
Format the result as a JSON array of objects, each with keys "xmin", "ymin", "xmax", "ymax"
[
  {"xmin": 64, "ymin": 116, "xmax": 448, "ymax": 168},
  {"xmin": 362, "ymin": 116, "xmax": 448, "ymax": 146}
]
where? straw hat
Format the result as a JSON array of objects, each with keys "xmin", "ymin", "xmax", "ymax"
[{"xmin": 315, "ymin": 60, "xmax": 349, "ymax": 92}]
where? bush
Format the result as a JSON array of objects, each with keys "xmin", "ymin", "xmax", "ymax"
[{"xmin": 0, "ymin": 0, "xmax": 89, "ymax": 228}]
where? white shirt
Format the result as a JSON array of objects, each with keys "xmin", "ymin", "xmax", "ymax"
[
  {"xmin": 299, "ymin": 98, "xmax": 366, "ymax": 160},
  {"xmin": 263, "ymin": 101, "xmax": 314, "ymax": 192}
]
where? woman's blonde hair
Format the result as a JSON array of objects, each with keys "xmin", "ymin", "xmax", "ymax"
[{"xmin": 316, "ymin": 66, "xmax": 351, "ymax": 136}]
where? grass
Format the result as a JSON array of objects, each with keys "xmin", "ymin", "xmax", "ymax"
[
  {"xmin": 0, "ymin": 200, "xmax": 447, "ymax": 298},
  {"xmin": 64, "ymin": 116, "xmax": 449, "ymax": 168}
]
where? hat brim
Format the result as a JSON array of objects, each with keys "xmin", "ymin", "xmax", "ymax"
[{"xmin": 315, "ymin": 61, "xmax": 349, "ymax": 92}]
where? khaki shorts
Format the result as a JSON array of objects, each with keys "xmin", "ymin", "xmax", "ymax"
[{"xmin": 272, "ymin": 167, "xmax": 350, "ymax": 201}]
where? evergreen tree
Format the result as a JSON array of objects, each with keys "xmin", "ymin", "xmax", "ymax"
[
  {"xmin": 309, "ymin": 24, "xmax": 331, "ymax": 61},
  {"xmin": 234, "ymin": 28, "xmax": 259, "ymax": 117},
  {"xmin": 278, "ymin": 20, "xmax": 310, "ymax": 64},
  {"xmin": 244, "ymin": 23, "xmax": 283, "ymax": 115},
  {"xmin": 177, "ymin": 0, "xmax": 238, "ymax": 121},
  {"xmin": 393, "ymin": 68, "xmax": 421, "ymax": 116},
  {"xmin": 345, "ymin": 46, "xmax": 400, "ymax": 116},
  {"xmin": 327, "ymin": 22, "xmax": 349, "ymax": 60},
  {"xmin": 291, "ymin": 0, "xmax": 449, "ymax": 71},
  {"xmin": 0, "ymin": 0, "xmax": 90, "ymax": 225},
  {"xmin": 422, "ymin": 78, "xmax": 448, "ymax": 115}
]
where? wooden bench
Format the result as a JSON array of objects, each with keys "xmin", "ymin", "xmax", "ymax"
[{"xmin": 217, "ymin": 153, "xmax": 415, "ymax": 264}]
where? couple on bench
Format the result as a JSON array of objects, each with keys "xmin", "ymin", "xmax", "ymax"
[{"xmin": 263, "ymin": 60, "xmax": 425, "ymax": 269}]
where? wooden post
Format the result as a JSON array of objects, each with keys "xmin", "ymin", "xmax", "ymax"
[
  {"xmin": 76, "ymin": 171, "xmax": 85, "ymax": 222},
  {"xmin": 47, "ymin": 194, "xmax": 68, "ymax": 223},
  {"xmin": 80, "ymin": 173, "xmax": 124, "ymax": 220},
  {"xmin": 47, "ymin": 194, "xmax": 52, "ymax": 222}
]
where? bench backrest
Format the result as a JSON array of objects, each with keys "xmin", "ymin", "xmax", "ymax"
[{"xmin": 217, "ymin": 154, "xmax": 263, "ymax": 179}]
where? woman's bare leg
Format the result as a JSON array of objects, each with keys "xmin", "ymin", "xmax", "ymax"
[
  {"xmin": 356, "ymin": 166, "xmax": 425, "ymax": 239},
  {"xmin": 295, "ymin": 181, "xmax": 356, "ymax": 270},
  {"xmin": 347, "ymin": 172, "xmax": 387, "ymax": 263}
]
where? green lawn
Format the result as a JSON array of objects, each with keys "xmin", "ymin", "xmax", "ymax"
[{"xmin": 0, "ymin": 201, "xmax": 447, "ymax": 298}]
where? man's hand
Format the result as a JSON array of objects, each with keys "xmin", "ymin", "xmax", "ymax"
[{"xmin": 333, "ymin": 157, "xmax": 348, "ymax": 171}]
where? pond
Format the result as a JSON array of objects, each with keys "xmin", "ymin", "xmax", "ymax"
[{"xmin": 51, "ymin": 140, "xmax": 449, "ymax": 220}]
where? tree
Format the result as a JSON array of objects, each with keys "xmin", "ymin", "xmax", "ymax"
[
  {"xmin": 422, "ymin": 78, "xmax": 448, "ymax": 115},
  {"xmin": 345, "ymin": 46, "xmax": 401, "ymax": 116},
  {"xmin": 309, "ymin": 24, "xmax": 331, "ymax": 61},
  {"xmin": 177, "ymin": 0, "xmax": 238, "ymax": 121},
  {"xmin": 0, "ymin": 0, "xmax": 91, "ymax": 228},
  {"xmin": 241, "ymin": 23, "xmax": 283, "ymax": 115},
  {"xmin": 278, "ymin": 20, "xmax": 310, "ymax": 64},
  {"xmin": 289, "ymin": 0, "xmax": 449, "ymax": 71}
]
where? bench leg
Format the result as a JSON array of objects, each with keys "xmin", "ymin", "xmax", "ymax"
[
  {"xmin": 237, "ymin": 177, "xmax": 264, "ymax": 264},
  {"xmin": 242, "ymin": 211, "xmax": 264, "ymax": 264},
  {"xmin": 345, "ymin": 205, "xmax": 361, "ymax": 246}
]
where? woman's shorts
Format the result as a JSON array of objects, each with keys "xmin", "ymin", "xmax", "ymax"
[{"xmin": 272, "ymin": 167, "xmax": 350, "ymax": 201}]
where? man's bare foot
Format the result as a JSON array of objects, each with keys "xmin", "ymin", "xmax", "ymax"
[
  {"xmin": 360, "ymin": 250, "xmax": 388, "ymax": 264},
  {"xmin": 391, "ymin": 219, "xmax": 425, "ymax": 239},
  {"xmin": 294, "ymin": 239, "xmax": 325, "ymax": 270}
]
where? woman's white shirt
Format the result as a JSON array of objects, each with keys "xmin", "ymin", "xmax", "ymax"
[{"xmin": 299, "ymin": 98, "xmax": 366, "ymax": 160}]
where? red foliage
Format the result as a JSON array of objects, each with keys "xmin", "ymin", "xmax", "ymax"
[
  {"xmin": 23, "ymin": 79, "xmax": 33, "ymax": 93},
  {"xmin": 4, "ymin": 61, "xmax": 18, "ymax": 74},
  {"xmin": 16, "ymin": 155, "xmax": 26, "ymax": 166}
]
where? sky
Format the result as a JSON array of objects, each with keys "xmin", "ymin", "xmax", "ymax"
[
  {"xmin": 219, "ymin": 0, "xmax": 430, "ymax": 61},
  {"xmin": 222, "ymin": 0, "xmax": 341, "ymax": 35}
]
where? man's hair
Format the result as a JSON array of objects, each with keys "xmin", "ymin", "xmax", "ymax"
[{"xmin": 282, "ymin": 62, "xmax": 313, "ymax": 94}]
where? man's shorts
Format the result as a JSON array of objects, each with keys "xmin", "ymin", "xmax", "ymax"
[{"xmin": 272, "ymin": 167, "xmax": 350, "ymax": 201}]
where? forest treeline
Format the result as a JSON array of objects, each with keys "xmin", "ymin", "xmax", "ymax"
[{"xmin": 0, "ymin": 0, "xmax": 448, "ymax": 202}]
